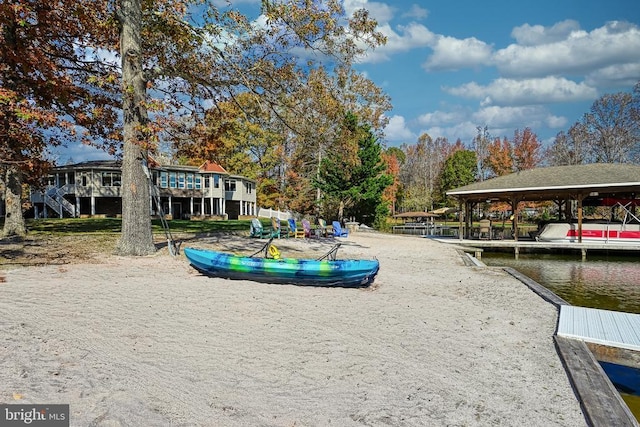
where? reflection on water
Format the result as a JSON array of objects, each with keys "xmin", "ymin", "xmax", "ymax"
[
  {"xmin": 483, "ymin": 253, "xmax": 640, "ymax": 421},
  {"xmin": 482, "ymin": 253, "xmax": 640, "ymax": 314}
]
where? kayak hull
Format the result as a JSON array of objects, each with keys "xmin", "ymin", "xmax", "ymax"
[{"xmin": 184, "ymin": 247, "xmax": 379, "ymax": 287}]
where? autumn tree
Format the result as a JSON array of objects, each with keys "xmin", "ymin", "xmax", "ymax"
[
  {"xmin": 178, "ymin": 62, "xmax": 391, "ymax": 217},
  {"xmin": 113, "ymin": 0, "xmax": 385, "ymax": 254},
  {"xmin": 512, "ymin": 127, "xmax": 542, "ymax": 170},
  {"xmin": 381, "ymin": 147, "xmax": 404, "ymax": 216},
  {"xmin": 174, "ymin": 93, "xmax": 285, "ymax": 209},
  {"xmin": 486, "ymin": 137, "xmax": 513, "ymax": 177},
  {"xmin": 0, "ymin": 1, "xmax": 120, "ymax": 238}
]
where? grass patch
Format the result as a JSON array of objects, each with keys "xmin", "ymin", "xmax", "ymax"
[{"xmin": 0, "ymin": 217, "xmax": 257, "ymax": 235}]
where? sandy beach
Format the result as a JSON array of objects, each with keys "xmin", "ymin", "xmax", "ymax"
[{"xmin": 0, "ymin": 232, "xmax": 585, "ymax": 426}]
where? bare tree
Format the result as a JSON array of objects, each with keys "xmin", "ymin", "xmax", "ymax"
[{"xmin": 584, "ymin": 90, "xmax": 640, "ymax": 163}]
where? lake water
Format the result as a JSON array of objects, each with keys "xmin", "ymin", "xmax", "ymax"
[
  {"xmin": 482, "ymin": 252, "xmax": 640, "ymax": 420},
  {"xmin": 482, "ymin": 252, "xmax": 640, "ymax": 314}
]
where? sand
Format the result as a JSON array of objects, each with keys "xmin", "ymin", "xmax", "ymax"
[{"xmin": 0, "ymin": 232, "xmax": 585, "ymax": 426}]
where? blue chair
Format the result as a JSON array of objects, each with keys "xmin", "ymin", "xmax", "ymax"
[
  {"xmin": 332, "ymin": 221, "xmax": 349, "ymax": 237},
  {"xmin": 288, "ymin": 218, "xmax": 305, "ymax": 238}
]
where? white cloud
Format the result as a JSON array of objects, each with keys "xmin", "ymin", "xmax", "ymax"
[
  {"xmin": 402, "ymin": 4, "xmax": 428, "ymax": 20},
  {"xmin": 384, "ymin": 115, "xmax": 416, "ymax": 142},
  {"xmin": 421, "ymin": 121, "xmax": 479, "ymax": 143},
  {"xmin": 417, "ymin": 110, "xmax": 466, "ymax": 126},
  {"xmin": 585, "ymin": 62, "xmax": 640, "ymax": 89},
  {"xmin": 472, "ymin": 105, "xmax": 565, "ymax": 130},
  {"xmin": 344, "ymin": 0, "xmax": 395, "ymax": 25},
  {"xmin": 444, "ymin": 77, "xmax": 598, "ymax": 106},
  {"xmin": 494, "ymin": 21, "xmax": 640, "ymax": 77},
  {"xmin": 422, "ymin": 35, "xmax": 492, "ymax": 71},
  {"xmin": 358, "ymin": 22, "xmax": 435, "ymax": 63},
  {"xmin": 511, "ymin": 20, "xmax": 580, "ymax": 46},
  {"xmin": 545, "ymin": 114, "xmax": 568, "ymax": 128}
]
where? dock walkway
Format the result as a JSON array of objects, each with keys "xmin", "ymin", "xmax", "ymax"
[{"xmin": 558, "ymin": 305, "xmax": 640, "ymax": 352}]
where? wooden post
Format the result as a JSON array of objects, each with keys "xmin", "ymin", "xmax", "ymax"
[
  {"xmin": 577, "ymin": 195, "xmax": 584, "ymax": 244},
  {"xmin": 510, "ymin": 198, "xmax": 520, "ymax": 241},
  {"xmin": 458, "ymin": 200, "xmax": 464, "ymax": 240}
]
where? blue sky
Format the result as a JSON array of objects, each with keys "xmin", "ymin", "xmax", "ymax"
[
  {"xmin": 347, "ymin": 0, "xmax": 640, "ymax": 148},
  {"xmin": 58, "ymin": 0, "xmax": 640, "ymax": 162}
]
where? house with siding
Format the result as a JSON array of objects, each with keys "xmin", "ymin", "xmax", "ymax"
[{"xmin": 29, "ymin": 160, "xmax": 257, "ymax": 220}]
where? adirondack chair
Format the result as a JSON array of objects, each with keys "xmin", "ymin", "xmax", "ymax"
[
  {"xmin": 271, "ymin": 216, "xmax": 288, "ymax": 238},
  {"xmin": 317, "ymin": 218, "xmax": 332, "ymax": 237},
  {"xmin": 288, "ymin": 218, "xmax": 305, "ymax": 238},
  {"xmin": 332, "ymin": 221, "xmax": 349, "ymax": 237},
  {"xmin": 301, "ymin": 219, "xmax": 315, "ymax": 238},
  {"xmin": 250, "ymin": 218, "xmax": 271, "ymax": 239}
]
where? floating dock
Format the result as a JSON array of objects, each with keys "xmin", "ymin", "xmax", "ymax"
[{"xmin": 558, "ymin": 306, "xmax": 640, "ymax": 352}]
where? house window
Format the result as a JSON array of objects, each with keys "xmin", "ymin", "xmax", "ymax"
[
  {"xmin": 178, "ymin": 173, "xmax": 185, "ymax": 189},
  {"xmin": 245, "ymin": 182, "xmax": 252, "ymax": 194},
  {"xmin": 101, "ymin": 172, "xmax": 121, "ymax": 187},
  {"xmin": 204, "ymin": 175, "xmax": 210, "ymax": 188},
  {"xmin": 169, "ymin": 172, "xmax": 177, "ymax": 188},
  {"xmin": 225, "ymin": 180, "xmax": 236, "ymax": 192},
  {"xmin": 195, "ymin": 175, "xmax": 202, "ymax": 190},
  {"xmin": 214, "ymin": 175, "xmax": 220, "ymax": 188},
  {"xmin": 187, "ymin": 174, "xmax": 194, "ymax": 189},
  {"xmin": 46, "ymin": 176, "xmax": 55, "ymax": 186},
  {"xmin": 160, "ymin": 172, "xmax": 168, "ymax": 188},
  {"xmin": 81, "ymin": 174, "xmax": 88, "ymax": 186},
  {"xmin": 68, "ymin": 173, "xmax": 75, "ymax": 185}
]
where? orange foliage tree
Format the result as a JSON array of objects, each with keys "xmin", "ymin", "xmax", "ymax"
[
  {"xmin": 513, "ymin": 127, "xmax": 542, "ymax": 171},
  {"xmin": 486, "ymin": 137, "xmax": 513, "ymax": 177},
  {"xmin": 0, "ymin": 0, "xmax": 120, "ymax": 237}
]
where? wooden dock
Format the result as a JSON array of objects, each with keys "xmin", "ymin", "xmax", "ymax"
[
  {"xmin": 558, "ymin": 306, "xmax": 640, "ymax": 352},
  {"xmin": 433, "ymin": 237, "xmax": 640, "ymax": 259}
]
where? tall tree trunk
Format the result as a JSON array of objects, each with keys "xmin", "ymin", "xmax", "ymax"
[
  {"xmin": 3, "ymin": 165, "xmax": 26, "ymax": 238},
  {"xmin": 116, "ymin": 0, "xmax": 156, "ymax": 255}
]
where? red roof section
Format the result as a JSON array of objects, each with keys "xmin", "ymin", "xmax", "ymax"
[{"xmin": 199, "ymin": 161, "xmax": 227, "ymax": 174}]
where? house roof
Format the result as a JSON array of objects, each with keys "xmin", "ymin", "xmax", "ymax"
[
  {"xmin": 447, "ymin": 163, "xmax": 640, "ymax": 202},
  {"xmin": 199, "ymin": 161, "xmax": 227, "ymax": 174},
  {"xmin": 55, "ymin": 160, "xmax": 122, "ymax": 170}
]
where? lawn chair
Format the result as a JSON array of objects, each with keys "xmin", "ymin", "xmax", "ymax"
[
  {"xmin": 332, "ymin": 221, "xmax": 349, "ymax": 237},
  {"xmin": 302, "ymin": 219, "xmax": 315, "ymax": 238},
  {"xmin": 250, "ymin": 218, "xmax": 271, "ymax": 239},
  {"xmin": 288, "ymin": 218, "xmax": 305, "ymax": 238},
  {"xmin": 271, "ymin": 216, "xmax": 287, "ymax": 238},
  {"xmin": 479, "ymin": 219, "xmax": 491, "ymax": 240},
  {"xmin": 317, "ymin": 218, "xmax": 332, "ymax": 237}
]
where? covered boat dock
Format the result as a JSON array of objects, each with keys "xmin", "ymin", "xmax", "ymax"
[{"xmin": 446, "ymin": 163, "xmax": 640, "ymax": 245}]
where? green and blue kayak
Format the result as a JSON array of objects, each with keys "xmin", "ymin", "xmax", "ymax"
[{"xmin": 184, "ymin": 247, "xmax": 379, "ymax": 287}]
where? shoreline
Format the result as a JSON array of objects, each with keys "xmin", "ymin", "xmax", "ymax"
[{"xmin": 1, "ymin": 232, "xmax": 587, "ymax": 425}]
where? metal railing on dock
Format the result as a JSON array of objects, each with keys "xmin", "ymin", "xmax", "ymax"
[{"xmin": 392, "ymin": 223, "xmax": 458, "ymax": 237}]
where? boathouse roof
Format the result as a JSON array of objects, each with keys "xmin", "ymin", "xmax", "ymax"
[{"xmin": 447, "ymin": 163, "xmax": 640, "ymax": 202}]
